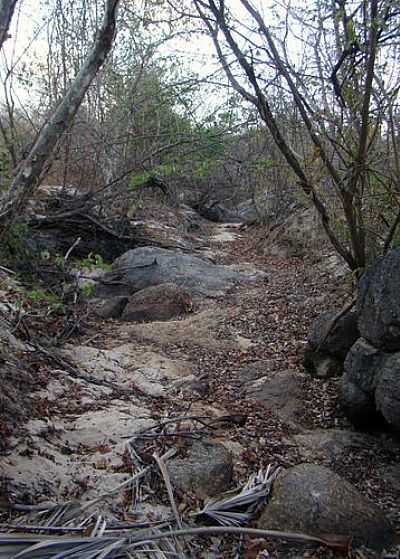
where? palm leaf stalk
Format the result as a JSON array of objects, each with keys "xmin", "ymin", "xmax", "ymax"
[{"xmin": 194, "ymin": 464, "xmax": 282, "ymax": 526}]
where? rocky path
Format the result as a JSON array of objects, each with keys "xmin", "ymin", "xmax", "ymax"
[{"xmin": 2, "ymin": 221, "xmax": 400, "ymax": 557}]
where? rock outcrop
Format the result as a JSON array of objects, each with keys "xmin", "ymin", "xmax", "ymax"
[
  {"xmin": 341, "ymin": 338, "xmax": 386, "ymax": 428},
  {"xmin": 341, "ymin": 250, "xmax": 400, "ymax": 431},
  {"xmin": 358, "ymin": 249, "xmax": 400, "ymax": 351},
  {"xmin": 261, "ymin": 207, "xmax": 325, "ymax": 259}
]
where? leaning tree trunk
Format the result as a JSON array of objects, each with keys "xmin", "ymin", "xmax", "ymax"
[
  {"xmin": 0, "ymin": 0, "xmax": 121, "ymax": 235},
  {"xmin": 0, "ymin": 0, "xmax": 18, "ymax": 51}
]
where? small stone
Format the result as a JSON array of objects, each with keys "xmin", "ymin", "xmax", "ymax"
[
  {"xmin": 245, "ymin": 370, "xmax": 305, "ymax": 424},
  {"xmin": 167, "ymin": 440, "xmax": 233, "ymax": 499}
]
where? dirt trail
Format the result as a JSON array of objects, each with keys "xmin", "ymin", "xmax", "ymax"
[{"xmin": 2, "ymin": 221, "xmax": 400, "ymax": 557}]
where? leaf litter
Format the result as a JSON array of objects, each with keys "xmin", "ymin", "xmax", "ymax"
[{"xmin": 1, "ymin": 223, "xmax": 399, "ymax": 558}]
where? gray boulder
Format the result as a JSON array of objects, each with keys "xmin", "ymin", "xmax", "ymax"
[
  {"xmin": 197, "ymin": 200, "xmax": 240, "ymax": 223},
  {"xmin": 342, "ymin": 339, "xmax": 400, "ymax": 431},
  {"xmin": 167, "ymin": 440, "xmax": 233, "ymax": 499},
  {"xmin": 121, "ymin": 283, "xmax": 192, "ymax": 322},
  {"xmin": 94, "ymin": 296, "xmax": 128, "ymax": 319},
  {"xmin": 304, "ymin": 310, "xmax": 359, "ymax": 378},
  {"xmin": 237, "ymin": 199, "xmax": 258, "ymax": 223},
  {"xmin": 96, "ymin": 246, "xmax": 246, "ymax": 298},
  {"xmin": 308, "ymin": 311, "xmax": 359, "ymax": 360},
  {"xmin": 341, "ymin": 338, "xmax": 386, "ymax": 428},
  {"xmin": 375, "ymin": 353, "xmax": 400, "ymax": 429},
  {"xmin": 358, "ymin": 249, "xmax": 400, "ymax": 351},
  {"xmin": 258, "ymin": 464, "xmax": 393, "ymax": 552}
]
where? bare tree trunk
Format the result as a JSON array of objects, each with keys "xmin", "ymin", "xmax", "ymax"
[
  {"xmin": 0, "ymin": 0, "xmax": 120, "ymax": 234},
  {"xmin": 0, "ymin": 0, "xmax": 17, "ymax": 51}
]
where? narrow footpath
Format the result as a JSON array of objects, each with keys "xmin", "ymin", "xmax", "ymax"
[{"xmin": 2, "ymin": 221, "xmax": 399, "ymax": 558}]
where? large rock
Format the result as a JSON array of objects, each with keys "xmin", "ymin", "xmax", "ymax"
[
  {"xmin": 341, "ymin": 339, "xmax": 400, "ymax": 431},
  {"xmin": 358, "ymin": 249, "xmax": 400, "ymax": 351},
  {"xmin": 258, "ymin": 464, "xmax": 393, "ymax": 552},
  {"xmin": 167, "ymin": 440, "xmax": 233, "ymax": 499},
  {"xmin": 196, "ymin": 200, "xmax": 240, "ymax": 223},
  {"xmin": 304, "ymin": 310, "xmax": 359, "ymax": 378},
  {"xmin": 375, "ymin": 353, "xmax": 400, "ymax": 429},
  {"xmin": 96, "ymin": 246, "xmax": 247, "ymax": 298},
  {"xmin": 121, "ymin": 283, "xmax": 193, "ymax": 322},
  {"xmin": 308, "ymin": 311, "xmax": 359, "ymax": 360},
  {"xmin": 341, "ymin": 338, "xmax": 386, "ymax": 428}
]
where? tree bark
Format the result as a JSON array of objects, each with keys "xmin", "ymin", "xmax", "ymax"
[
  {"xmin": 0, "ymin": 0, "xmax": 120, "ymax": 234},
  {"xmin": 0, "ymin": 0, "xmax": 17, "ymax": 51}
]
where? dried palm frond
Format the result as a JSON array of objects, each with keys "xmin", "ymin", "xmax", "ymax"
[
  {"xmin": 0, "ymin": 534, "xmax": 181, "ymax": 558},
  {"xmin": 0, "ymin": 524, "xmax": 353, "ymax": 558},
  {"xmin": 194, "ymin": 464, "xmax": 282, "ymax": 526},
  {"xmin": 0, "ymin": 534, "xmax": 125, "ymax": 558},
  {"xmin": 8, "ymin": 448, "xmax": 177, "ymax": 532},
  {"xmin": 0, "ymin": 460, "xmax": 353, "ymax": 557}
]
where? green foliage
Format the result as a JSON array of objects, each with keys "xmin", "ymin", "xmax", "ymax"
[
  {"xmin": 2, "ymin": 223, "xmax": 30, "ymax": 262},
  {"xmin": 25, "ymin": 287, "xmax": 65, "ymax": 313},
  {"xmin": 193, "ymin": 159, "xmax": 217, "ymax": 179},
  {"xmin": 130, "ymin": 170, "xmax": 154, "ymax": 189},
  {"xmin": 81, "ymin": 282, "xmax": 96, "ymax": 299},
  {"xmin": 81, "ymin": 252, "xmax": 112, "ymax": 272},
  {"xmin": 0, "ymin": 143, "xmax": 12, "ymax": 192},
  {"xmin": 249, "ymin": 158, "xmax": 274, "ymax": 174}
]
